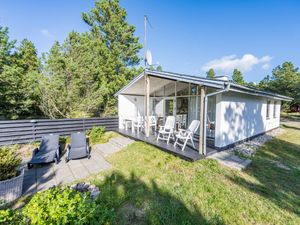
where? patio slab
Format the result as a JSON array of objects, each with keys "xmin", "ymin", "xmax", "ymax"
[
  {"xmin": 22, "ymin": 136, "xmax": 134, "ymax": 196},
  {"xmin": 208, "ymin": 151, "xmax": 252, "ymax": 170}
]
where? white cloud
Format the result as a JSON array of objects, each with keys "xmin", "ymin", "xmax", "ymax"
[
  {"xmin": 201, "ymin": 54, "xmax": 272, "ymax": 73},
  {"xmin": 40, "ymin": 29, "xmax": 54, "ymax": 38},
  {"xmin": 262, "ymin": 63, "xmax": 270, "ymax": 70}
]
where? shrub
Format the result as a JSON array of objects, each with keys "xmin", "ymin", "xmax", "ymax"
[
  {"xmin": 0, "ymin": 145, "xmax": 22, "ymax": 181},
  {"xmin": 0, "ymin": 209, "xmax": 25, "ymax": 225},
  {"xmin": 89, "ymin": 126, "xmax": 105, "ymax": 145},
  {"xmin": 22, "ymin": 187, "xmax": 100, "ymax": 224}
]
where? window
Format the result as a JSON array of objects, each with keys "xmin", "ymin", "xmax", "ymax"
[
  {"xmin": 266, "ymin": 100, "xmax": 271, "ymax": 119},
  {"xmin": 176, "ymin": 82, "xmax": 189, "ymax": 96},
  {"xmin": 190, "ymin": 84, "xmax": 198, "ymax": 95},
  {"xmin": 273, "ymin": 101, "xmax": 277, "ymax": 118}
]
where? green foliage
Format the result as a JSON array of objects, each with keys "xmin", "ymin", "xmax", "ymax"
[
  {"xmin": 0, "ymin": 209, "xmax": 25, "ymax": 225},
  {"xmin": 247, "ymin": 81, "xmax": 257, "ymax": 88},
  {"xmin": 232, "ymin": 68, "xmax": 245, "ymax": 84},
  {"xmin": 0, "ymin": 26, "xmax": 41, "ymax": 119},
  {"xmin": 148, "ymin": 65, "xmax": 163, "ymax": 71},
  {"xmin": 206, "ymin": 68, "xmax": 216, "ymax": 78},
  {"xmin": 39, "ymin": 0, "xmax": 142, "ymax": 118},
  {"xmin": 89, "ymin": 126, "xmax": 106, "ymax": 144},
  {"xmin": 22, "ymin": 187, "xmax": 100, "ymax": 225},
  {"xmin": 259, "ymin": 62, "xmax": 300, "ymax": 111},
  {"xmin": 0, "ymin": 145, "xmax": 22, "ymax": 181}
]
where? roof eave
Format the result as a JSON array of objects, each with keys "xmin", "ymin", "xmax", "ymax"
[
  {"xmin": 114, "ymin": 69, "xmax": 293, "ymax": 101},
  {"xmin": 229, "ymin": 83, "xmax": 293, "ymax": 101},
  {"xmin": 114, "ymin": 70, "xmax": 145, "ymax": 97}
]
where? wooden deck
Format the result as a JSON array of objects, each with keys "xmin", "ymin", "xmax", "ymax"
[{"xmin": 117, "ymin": 129, "xmax": 217, "ymax": 162}]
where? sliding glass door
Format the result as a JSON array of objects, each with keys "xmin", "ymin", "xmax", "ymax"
[{"xmin": 164, "ymin": 98, "xmax": 174, "ymax": 117}]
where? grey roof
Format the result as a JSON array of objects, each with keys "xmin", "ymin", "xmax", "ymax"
[{"xmin": 115, "ymin": 69, "xmax": 293, "ymax": 101}]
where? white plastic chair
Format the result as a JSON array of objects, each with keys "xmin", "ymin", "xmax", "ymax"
[
  {"xmin": 207, "ymin": 114, "xmax": 215, "ymax": 138},
  {"xmin": 149, "ymin": 115, "xmax": 157, "ymax": 131},
  {"xmin": 156, "ymin": 116, "xmax": 176, "ymax": 144},
  {"xmin": 174, "ymin": 120, "xmax": 200, "ymax": 151},
  {"xmin": 132, "ymin": 116, "xmax": 144, "ymax": 134}
]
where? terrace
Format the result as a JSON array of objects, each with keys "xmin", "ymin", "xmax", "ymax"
[{"xmin": 118, "ymin": 129, "xmax": 217, "ymax": 161}]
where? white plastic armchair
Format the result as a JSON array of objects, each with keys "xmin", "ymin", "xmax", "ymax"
[
  {"xmin": 174, "ymin": 120, "xmax": 200, "ymax": 151},
  {"xmin": 156, "ymin": 116, "xmax": 176, "ymax": 144},
  {"xmin": 132, "ymin": 116, "xmax": 144, "ymax": 134},
  {"xmin": 149, "ymin": 115, "xmax": 157, "ymax": 131}
]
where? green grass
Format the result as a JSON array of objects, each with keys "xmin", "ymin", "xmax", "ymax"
[
  {"xmin": 281, "ymin": 112, "xmax": 300, "ymax": 121},
  {"xmin": 84, "ymin": 122, "xmax": 300, "ymax": 224},
  {"xmin": 96, "ymin": 131, "xmax": 121, "ymax": 144},
  {"xmin": 5, "ymin": 126, "xmax": 299, "ymax": 224}
]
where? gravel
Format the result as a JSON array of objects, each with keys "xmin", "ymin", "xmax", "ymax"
[
  {"xmin": 233, "ymin": 128, "xmax": 285, "ymax": 157},
  {"xmin": 70, "ymin": 182, "xmax": 100, "ymax": 199}
]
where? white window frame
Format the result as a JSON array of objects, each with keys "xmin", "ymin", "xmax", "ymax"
[
  {"xmin": 266, "ymin": 100, "xmax": 271, "ymax": 120},
  {"xmin": 273, "ymin": 101, "xmax": 277, "ymax": 118}
]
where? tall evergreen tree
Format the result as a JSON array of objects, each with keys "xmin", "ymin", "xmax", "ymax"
[
  {"xmin": 40, "ymin": 0, "xmax": 143, "ymax": 118},
  {"xmin": 0, "ymin": 26, "xmax": 16, "ymax": 118},
  {"xmin": 232, "ymin": 69, "xmax": 245, "ymax": 85},
  {"xmin": 0, "ymin": 27, "xmax": 41, "ymax": 119},
  {"xmin": 259, "ymin": 62, "xmax": 300, "ymax": 111},
  {"xmin": 16, "ymin": 39, "xmax": 41, "ymax": 117},
  {"xmin": 206, "ymin": 68, "xmax": 215, "ymax": 78},
  {"xmin": 82, "ymin": 0, "xmax": 142, "ymax": 114},
  {"xmin": 40, "ymin": 41, "xmax": 69, "ymax": 118}
]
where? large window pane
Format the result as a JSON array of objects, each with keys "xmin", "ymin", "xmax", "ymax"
[
  {"xmin": 164, "ymin": 82, "xmax": 176, "ymax": 96},
  {"xmin": 190, "ymin": 84, "xmax": 198, "ymax": 95},
  {"xmin": 176, "ymin": 82, "xmax": 189, "ymax": 96},
  {"xmin": 151, "ymin": 97, "xmax": 164, "ymax": 117},
  {"xmin": 176, "ymin": 97, "xmax": 189, "ymax": 128},
  {"xmin": 165, "ymin": 99, "xmax": 174, "ymax": 116}
]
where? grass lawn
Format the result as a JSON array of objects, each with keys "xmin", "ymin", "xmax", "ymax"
[
  {"xmin": 84, "ymin": 122, "xmax": 300, "ymax": 225},
  {"xmin": 281, "ymin": 112, "xmax": 300, "ymax": 121}
]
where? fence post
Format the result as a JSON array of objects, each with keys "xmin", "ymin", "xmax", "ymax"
[
  {"xmin": 83, "ymin": 118, "xmax": 85, "ymax": 132},
  {"xmin": 30, "ymin": 120, "xmax": 37, "ymax": 142}
]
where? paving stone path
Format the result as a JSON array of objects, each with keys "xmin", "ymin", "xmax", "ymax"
[
  {"xmin": 21, "ymin": 136, "xmax": 134, "ymax": 196},
  {"xmin": 208, "ymin": 151, "xmax": 252, "ymax": 171}
]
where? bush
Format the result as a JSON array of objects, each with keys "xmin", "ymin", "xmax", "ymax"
[
  {"xmin": 89, "ymin": 126, "xmax": 105, "ymax": 145},
  {"xmin": 22, "ymin": 187, "xmax": 100, "ymax": 224},
  {"xmin": 0, "ymin": 209, "xmax": 25, "ymax": 225},
  {"xmin": 0, "ymin": 146, "xmax": 22, "ymax": 181}
]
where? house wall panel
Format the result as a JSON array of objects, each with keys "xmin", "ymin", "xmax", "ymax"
[
  {"xmin": 215, "ymin": 92, "xmax": 281, "ymax": 148},
  {"xmin": 118, "ymin": 95, "xmax": 144, "ymax": 129}
]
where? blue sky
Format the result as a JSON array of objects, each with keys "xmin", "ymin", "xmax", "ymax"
[{"xmin": 0, "ymin": 0, "xmax": 299, "ymax": 82}]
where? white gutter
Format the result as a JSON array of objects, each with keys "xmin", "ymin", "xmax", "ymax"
[
  {"xmin": 229, "ymin": 87, "xmax": 293, "ymax": 101},
  {"xmin": 203, "ymin": 82, "xmax": 230, "ymax": 155},
  {"xmin": 229, "ymin": 83, "xmax": 293, "ymax": 101}
]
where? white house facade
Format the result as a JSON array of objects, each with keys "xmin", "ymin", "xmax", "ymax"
[{"xmin": 115, "ymin": 69, "xmax": 292, "ymax": 159}]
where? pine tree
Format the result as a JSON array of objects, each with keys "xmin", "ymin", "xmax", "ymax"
[
  {"xmin": 260, "ymin": 62, "xmax": 300, "ymax": 111},
  {"xmin": 0, "ymin": 26, "xmax": 16, "ymax": 118},
  {"xmin": 0, "ymin": 27, "xmax": 41, "ymax": 119},
  {"xmin": 82, "ymin": 0, "xmax": 142, "ymax": 114},
  {"xmin": 16, "ymin": 39, "xmax": 41, "ymax": 117},
  {"xmin": 232, "ymin": 69, "xmax": 245, "ymax": 85},
  {"xmin": 206, "ymin": 68, "xmax": 215, "ymax": 78},
  {"xmin": 0, "ymin": 26, "xmax": 16, "ymax": 73},
  {"xmin": 40, "ymin": 41, "xmax": 69, "ymax": 118}
]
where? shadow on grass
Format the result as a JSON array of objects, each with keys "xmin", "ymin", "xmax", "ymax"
[
  {"xmin": 226, "ymin": 137, "xmax": 300, "ymax": 216},
  {"xmin": 281, "ymin": 124, "xmax": 300, "ymax": 131},
  {"xmin": 93, "ymin": 172, "xmax": 225, "ymax": 225}
]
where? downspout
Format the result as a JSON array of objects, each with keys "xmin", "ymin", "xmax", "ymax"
[{"xmin": 203, "ymin": 82, "xmax": 230, "ymax": 155}]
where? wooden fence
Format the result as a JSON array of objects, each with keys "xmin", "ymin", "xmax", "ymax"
[{"xmin": 0, "ymin": 117, "xmax": 118, "ymax": 146}]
